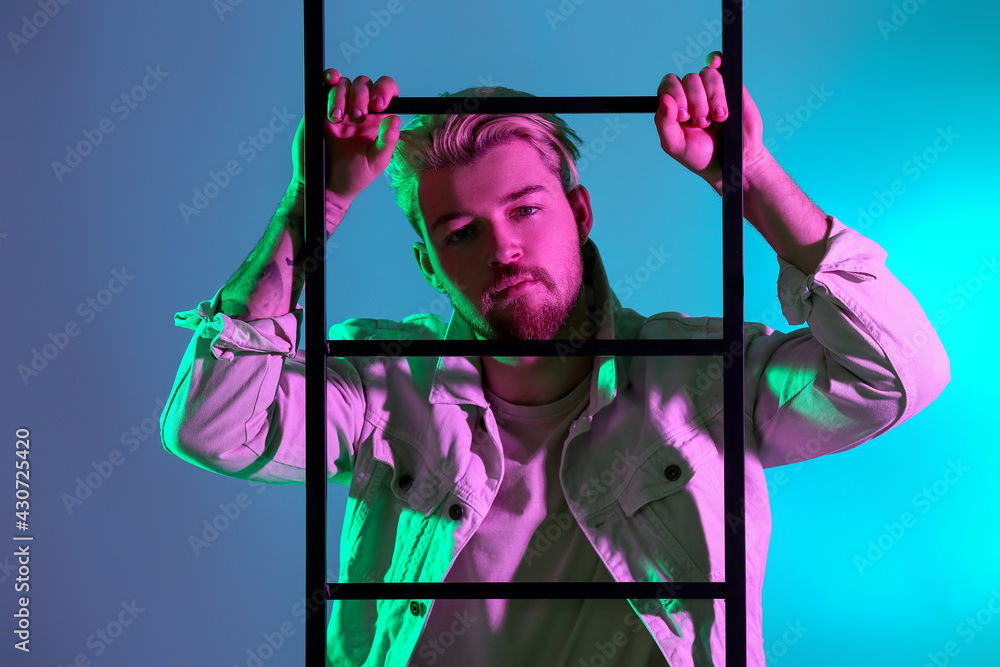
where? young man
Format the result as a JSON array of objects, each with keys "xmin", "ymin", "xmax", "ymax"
[{"xmin": 161, "ymin": 54, "xmax": 950, "ymax": 666}]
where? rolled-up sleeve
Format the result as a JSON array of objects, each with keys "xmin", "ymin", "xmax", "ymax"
[
  {"xmin": 746, "ymin": 216, "xmax": 951, "ymax": 469},
  {"xmin": 160, "ymin": 286, "xmax": 363, "ymax": 485}
]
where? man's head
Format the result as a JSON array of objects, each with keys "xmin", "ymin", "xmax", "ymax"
[{"xmin": 385, "ymin": 87, "xmax": 594, "ymax": 340}]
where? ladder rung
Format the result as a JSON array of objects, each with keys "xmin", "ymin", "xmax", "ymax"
[
  {"xmin": 325, "ymin": 581, "xmax": 725, "ymax": 600},
  {"xmin": 382, "ymin": 95, "xmax": 660, "ymax": 115},
  {"xmin": 326, "ymin": 338, "xmax": 725, "ymax": 358}
]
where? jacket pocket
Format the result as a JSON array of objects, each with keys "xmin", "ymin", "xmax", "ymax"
[{"xmin": 617, "ymin": 431, "xmax": 722, "ymax": 583}]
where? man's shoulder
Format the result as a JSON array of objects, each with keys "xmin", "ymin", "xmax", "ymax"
[
  {"xmin": 327, "ymin": 313, "xmax": 447, "ymax": 341},
  {"xmin": 621, "ymin": 306, "xmax": 724, "ymax": 340}
]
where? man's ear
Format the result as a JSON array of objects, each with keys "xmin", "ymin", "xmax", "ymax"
[
  {"xmin": 567, "ymin": 184, "xmax": 594, "ymax": 240},
  {"xmin": 413, "ymin": 241, "xmax": 440, "ymax": 291}
]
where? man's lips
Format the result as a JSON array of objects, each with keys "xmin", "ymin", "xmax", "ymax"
[{"xmin": 494, "ymin": 279, "xmax": 538, "ymax": 298}]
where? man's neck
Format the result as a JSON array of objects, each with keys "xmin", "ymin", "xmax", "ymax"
[{"xmin": 480, "ymin": 285, "xmax": 594, "ymax": 407}]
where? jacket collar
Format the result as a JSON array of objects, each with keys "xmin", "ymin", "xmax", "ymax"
[{"xmin": 427, "ymin": 238, "xmax": 629, "ymax": 415}]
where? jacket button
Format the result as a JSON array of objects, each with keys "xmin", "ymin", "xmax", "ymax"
[
  {"xmin": 449, "ymin": 503, "xmax": 464, "ymax": 520},
  {"xmin": 398, "ymin": 474, "xmax": 413, "ymax": 491},
  {"xmin": 664, "ymin": 464, "xmax": 682, "ymax": 482},
  {"xmin": 409, "ymin": 600, "xmax": 426, "ymax": 616}
]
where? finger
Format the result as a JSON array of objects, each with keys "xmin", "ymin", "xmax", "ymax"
[
  {"xmin": 654, "ymin": 93, "xmax": 685, "ymax": 156},
  {"xmin": 706, "ymin": 51, "xmax": 722, "ymax": 69},
  {"xmin": 682, "ymin": 72, "xmax": 709, "ymax": 129},
  {"xmin": 324, "ymin": 68, "xmax": 341, "ymax": 86},
  {"xmin": 370, "ymin": 115, "xmax": 401, "ymax": 170},
  {"xmin": 700, "ymin": 63, "xmax": 727, "ymax": 122},
  {"xmin": 658, "ymin": 73, "xmax": 689, "ymax": 122},
  {"xmin": 347, "ymin": 75, "xmax": 372, "ymax": 123},
  {"xmin": 370, "ymin": 75, "xmax": 399, "ymax": 112},
  {"xmin": 329, "ymin": 77, "xmax": 348, "ymax": 123}
]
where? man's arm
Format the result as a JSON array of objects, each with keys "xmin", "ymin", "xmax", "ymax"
[
  {"xmin": 739, "ymin": 151, "xmax": 829, "ymax": 276},
  {"xmin": 160, "ymin": 70, "xmax": 400, "ymax": 483},
  {"xmin": 218, "ymin": 183, "xmax": 347, "ymax": 322},
  {"xmin": 654, "ymin": 52, "xmax": 832, "ymax": 275}
]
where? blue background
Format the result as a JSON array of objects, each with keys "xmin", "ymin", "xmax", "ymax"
[{"xmin": 2, "ymin": 0, "xmax": 997, "ymax": 665}]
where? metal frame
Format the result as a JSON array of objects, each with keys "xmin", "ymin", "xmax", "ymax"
[{"xmin": 303, "ymin": 2, "xmax": 745, "ymax": 664}]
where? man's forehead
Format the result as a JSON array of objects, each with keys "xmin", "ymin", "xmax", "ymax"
[{"xmin": 418, "ymin": 139, "xmax": 559, "ymax": 213}]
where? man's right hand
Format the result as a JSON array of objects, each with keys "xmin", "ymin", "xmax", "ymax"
[{"xmin": 290, "ymin": 70, "xmax": 401, "ymax": 208}]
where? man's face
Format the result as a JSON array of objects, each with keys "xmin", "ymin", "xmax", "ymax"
[{"xmin": 414, "ymin": 139, "xmax": 593, "ymax": 340}]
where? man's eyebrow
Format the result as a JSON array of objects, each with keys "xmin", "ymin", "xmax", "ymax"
[{"xmin": 430, "ymin": 184, "xmax": 551, "ymax": 233}]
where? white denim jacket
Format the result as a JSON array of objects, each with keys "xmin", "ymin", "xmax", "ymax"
[{"xmin": 161, "ymin": 217, "xmax": 950, "ymax": 666}]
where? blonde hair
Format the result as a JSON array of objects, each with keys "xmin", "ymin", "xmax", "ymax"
[{"xmin": 385, "ymin": 86, "xmax": 583, "ymax": 239}]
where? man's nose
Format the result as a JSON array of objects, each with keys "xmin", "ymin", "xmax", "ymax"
[{"xmin": 487, "ymin": 222, "xmax": 523, "ymax": 266}]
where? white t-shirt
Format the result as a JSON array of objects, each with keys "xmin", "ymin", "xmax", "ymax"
[{"xmin": 409, "ymin": 371, "xmax": 667, "ymax": 666}]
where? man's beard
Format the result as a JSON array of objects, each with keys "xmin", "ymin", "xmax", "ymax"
[{"xmin": 450, "ymin": 250, "xmax": 583, "ymax": 341}]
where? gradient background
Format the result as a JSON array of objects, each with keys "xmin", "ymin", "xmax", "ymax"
[{"xmin": 2, "ymin": 0, "xmax": 997, "ymax": 665}]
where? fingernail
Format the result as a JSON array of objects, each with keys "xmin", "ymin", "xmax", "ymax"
[
  {"xmin": 372, "ymin": 96, "xmax": 383, "ymax": 109},
  {"xmin": 333, "ymin": 109, "xmax": 342, "ymax": 122},
  {"xmin": 350, "ymin": 109, "xmax": 362, "ymax": 121}
]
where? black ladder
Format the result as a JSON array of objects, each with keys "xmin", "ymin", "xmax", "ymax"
[{"xmin": 301, "ymin": 2, "xmax": 746, "ymax": 664}]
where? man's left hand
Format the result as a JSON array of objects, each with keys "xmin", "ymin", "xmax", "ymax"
[{"xmin": 654, "ymin": 51, "xmax": 769, "ymax": 193}]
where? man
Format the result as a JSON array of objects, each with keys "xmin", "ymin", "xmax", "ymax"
[{"xmin": 161, "ymin": 53, "xmax": 950, "ymax": 666}]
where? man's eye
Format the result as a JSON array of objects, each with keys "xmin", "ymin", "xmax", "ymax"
[
  {"xmin": 515, "ymin": 206, "xmax": 539, "ymax": 217},
  {"xmin": 447, "ymin": 228, "xmax": 470, "ymax": 243}
]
